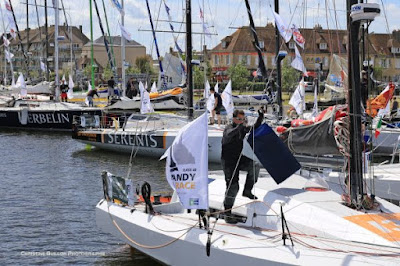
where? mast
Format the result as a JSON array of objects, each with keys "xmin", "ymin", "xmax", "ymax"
[
  {"xmin": 186, "ymin": 0, "xmax": 193, "ymax": 119},
  {"xmin": 34, "ymin": 0, "xmax": 43, "ymax": 78},
  {"xmin": 145, "ymin": 0, "xmax": 167, "ymax": 89},
  {"xmin": 26, "ymin": 0, "xmax": 29, "ymax": 77},
  {"xmin": 243, "ymin": 0, "xmax": 267, "ymax": 79},
  {"xmin": 121, "ymin": 0, "xmax": 126, "ymax": 95},
  {"xmin": 44, "ymin": 0, "xmax": 49, "ymax": 80},
  {"xmin": 54, "ymin": 0, "xmax": 60, "ymax": 100},
  {"xmin": 89, "ymin": 0, "xmax": 95, "ymax": 89},
  {"xmin": 201, "ymin": 0, "xmax": 207, "ymax": 91},
  {"xmin": 8, "ymin": 0, "xmax": 29, "ymax": 75},
  {"xmin": 347, "ymin": 0, "xmax": 364, "ymax": 204},
  {"xmin": 275, "ymin": 0, "xmax": 283, "ymax": 118},
  {"xmin": 93, "ymin": 0, "xmax": 116, "ymax": 78},
  {"xmin": 60, "ymin": 0, "xmax": 73, "ymax": 78},
  {"xmin": 101, "ymin": 0, "xmax": 116, "ymax": 72},
  {"xmin": 0, "ymin": 2, "xmax": 7, "ymax": 85}
]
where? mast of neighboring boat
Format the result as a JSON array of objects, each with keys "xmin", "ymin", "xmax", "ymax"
[
  {"xmin": 34, "ymin": 0, "xmax": 43, "ymax": 79},
  {"xmin": 60, "ymin": 0, "xmax": 74, "ymax": 79},
  {"xmin": 275, "ymin": 0, "xmax": 283, "ymax": 118},
  {"xmin": 121, "ymin": 0, "xmax": 126, "ymax": 96},
  {"xmin": 186, "ymin": 0, "xmax": 193, "ymax": 119},
  {"xmin": 347, "ymin": 0, "xmax": 364, "ymax": 205},
  {"xmin": 89, "ymin": 0, "xmax": 95, "ymax": 90},
  {"xmin": 44, "ymin": 0, "xmax": 49, "ymax": 81},
  {"xmin": 0, "ymin": 2, "xmax": 7, "ymax": 85},
  {"xmin": 54, "ymin": 0, "xmax": 60, "ymax": 101},
  {"xmin": 26, "ymin": 0, "xmax": 29, "ymax": 78}
]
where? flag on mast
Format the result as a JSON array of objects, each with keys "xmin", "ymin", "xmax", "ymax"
[
  {"xmin": 110, "ymin": 0, "xmax": 124, "ymax": 15},
  {"xmin": 199, "ymin": 6, "xmax": 211, "ymax": 38},
  {"xmin": 161, "ymin": 113, "xmax": 208, "ymax": 209},
  {"xmin": 292, "ymin": 24, "xmax": 305, "ymax": 49},
  {"xmin": 291, "ymin": 46, "xmax": 308, "ymax": 76},
  {"xmin": 120, "ymin": 23, "xmax": 132, "ymax": 41},
  {"xmin": 3, "ymin": 36, "xmax": 10, "ymax": 47},
  {"xmin": 5, "ymin": 49, "xmax": 13, "ymax": 63},
  {"xmin": 289, "ymin": 79, "xmax": 306, "ymax": 115},
  {"xmin": 273, "ymin": 11, "xmax": 292, "ymax": 43},
  {"xmin": 221, "ymin": 80, "xmax": 234, "ymax": 116},
  {"xmin": 67, "ymin": 75, "xmax": 74, "ymax": 99},
  {"xmin": 4, "ymin": 0, "xmax": 16, "ymax": 39}
]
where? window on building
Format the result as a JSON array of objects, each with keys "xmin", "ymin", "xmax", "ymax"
[
  {"xmin": 392, "ymin": 47, "xmax": 400, "ymax": 54},
  {"xmin": 255, "ymin": 56, "xmax": 258, "ymax": 66},
  {"xmin": 289, "ymin": 42, "xmax": 296, "ymax": 49},
  {"xmin": 323, "ymin": 57, "xmax": 329, "ymax": 67},
  {"xmin": 319, "ymin": 43, "xmax": 328, "ymax": 50},
  {"xmin": 226, "ymin": 55, "xmax": 230, "ymax": 65},
  {"xmin": 259, "ymin": 40, "xmax": 264, "ymax": 49},
  {"xmin": 395, "ymin": 58, "xmax": 400, "ymax": 69},
  {"xmin": 214, "ymin": 55, "xmax": 219, "ymax": 65},
  {"xmin": 246, "ymin": 55, "xmax": 251, "ymax": 66},
  {"xmin": 381, "ymin": 58, "xmax": 389, "ymax": 68},
  {"xmin": 222, "ymin": 41, "xmax": 228, "ymax": 49}
]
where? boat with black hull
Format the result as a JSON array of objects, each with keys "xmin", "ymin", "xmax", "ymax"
[{"xmin": 0, "ymin": 99, "xmax": 101, "ymax": 131}]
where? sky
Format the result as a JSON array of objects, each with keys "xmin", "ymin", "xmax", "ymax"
[{"xmin": 5, "ymin": 0, "xmax": 400, "ymax": 59}]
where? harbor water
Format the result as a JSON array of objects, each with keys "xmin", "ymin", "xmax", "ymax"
[{"xmin": 0, "ymin": 130, "xmax": 171, "ymax": 265}]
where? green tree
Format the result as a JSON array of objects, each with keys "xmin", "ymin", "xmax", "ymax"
[
  {"xmin": 227, "ymin": 61, "xmax": 249, "ymax": 91},
  {"xmin": 102, "ymin": 65, "xmax": 113, "ymax": 81},
  {"xmin": 83, "ymin": 65, "xmax": 92, "ymax": 79},
  {"xmin": 373, "ymin": 64, "xmax": 383, "ymax": 81},
  {"xmin": 126, "ymin": 66, "xmax": 140, "ymax": 75},
  {"xmin": 281, "ymin": 59, "xmax": 300, "ymax": 93},
  {"xmin": 135, "ymin": 55, "xmax": 155, "ymax": 74}
]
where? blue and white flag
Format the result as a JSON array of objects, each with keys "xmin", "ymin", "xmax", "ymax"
[
  {"xmin": 110, "ymin": 0, "xmax": 124, "ymax": 15},
  {"xmin": 161, "ymin": 113, "xmax": 208, "ymax": 209},
  {"xmin": 273, "ymin": 11, "xmax": 292, "ymax": 43},
  {"xmin": 291, "ymin": 46, "xmax": 308, "ymax": 76},
  {"xmin": 120, "ymin": 23, "xmax": 132, "ymax": 41}
]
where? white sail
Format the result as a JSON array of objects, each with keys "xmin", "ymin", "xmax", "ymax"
[
  {"xmin": 140, "ymin": 90, "xmax": 154, "ymax": 114},
  {"xmin": 150, "ymin": 82, "xmax": 157, "ymax": 93},
  {"xmin": 16, "ymin": 73, "xmax": 27, "ymax": 97},
  {"xmin": 68, "ymin": 75, "xmax": 74, "ymax": 99},
  {"xmin": 158, "ymin": 53, "xmax": 185, "ymax": 90},
  {"xmin": 221, "ymin": 80, "xmax": 234, "ymax": 115},
  {"xmin": 289, "ymin": 79, "xmax": 306, "ymax": 115}
]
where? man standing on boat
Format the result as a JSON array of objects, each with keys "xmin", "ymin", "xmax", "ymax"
[
  {"xmin": 107, "ymin": 77, "xmax": 115, "ymax": 103},
  {"xmin": 209, "ymin": 87, "xmax": 222, "ymax": 127},
  {"xmin": 221, "ymin": 109, "xmax": 264, "ymax": 224},
  {"xmin": 86, "ymin": 88, "xmax": 99, "ymax": 107},
  {"xmin": 60, "ymin": 80, "xmax": 68, "ymax": 102}
]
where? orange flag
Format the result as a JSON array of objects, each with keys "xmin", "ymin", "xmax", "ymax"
[{"xmin": 367, "ymin": 83, "xmax": 395, "ymax": 118}]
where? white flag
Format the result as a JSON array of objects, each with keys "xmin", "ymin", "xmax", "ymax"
[
  {"xmin": 40, "ymin": 61, "xmax": 46, "ymax": 71},
  {"xmin": 292, "ymin": 24, "xmax": 305, "ymax": 49},
  {"xmin": 214, "ymin": 82, "xmax": 219, "ymax": 93},
  {"xmin": 4, "ymin": 0, "xmax": 16, "ymax": 39},
  {"xmin": 3, "ymin": 36, "xmax": 10, "ymax": 47},
  {"xmin": 289, "ymin": 79, "xmax": 306, "ymax": 115},
  {"xmin": 273, "ymin": 11, "xmax": 292, "ymax": 43},
  {"xmin": 311, "ymin": 82, "xmax": 318, "ymax": 117},
  {"xmin": 61, "ymin": 74, "xmax": 66, "ymax": 83},
  {"xmin": 291, "ymin": 46, "xmax": 307, "ymax": 76},
  {"xmin": 140, "ymin": 90, "xmax": 154, "ymax": 114},
  {"xmin": 203, "ymin": 80, "xmax": 210, "ymax": 99},
  {"xmin": 87, "ymin": 81, "xmax": 92, "ymax": 92},
  {"xmin": 221, "ymin": 80, "xmax": 234, "ymax": 115},
  {"xmin": 16, "ymin": 73, "xmax": 27, "ymax": 97},
  {"xmin": 145, "ymin": 81, "xmax": 148, "ymax": 90},
  {"xmin": 150, "ymin": 82, "xmax": 157, "ymax": 93},
  {"xmin": 161, "ymin": 113, "xmax": 208, "ymax": 209},
  {"xmin": 120, "ymin": 23, "xmax": 132, "ymax": 41},
  {"xmin": 67, "ymin": 74, "xmax": 74, "ymax": 99},
  {"xmin": 5, "ymin": 49, "xmax": 13, "ymax": 63},
  {"xmin": 139, "ymin": 81, "xmax": 145, "ymax": 94}
]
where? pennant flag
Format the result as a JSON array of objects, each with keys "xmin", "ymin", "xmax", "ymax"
[
  {"xmin": 291, "ymin": 46, "xmax": 307, "ymax": 75},
  {"xmin": 40, "ymin": 60, "xmax": 46, "ymax": 72},
  {"xmin": 120, "ymin": 23, "xmax": 132, "ymax": 41},
  {"xmin": 140, "ymin": 89, "xmax": 154, "ymax": 114},
  {"xmin": 273, "ymin": 11, "xmax": 292, "ymax": 43},
  {"xmin": 292, "ymin": 24, "xmax": 305, "ymax": 49},
  {"xmin": 5, "ymin": 49, "xmax": 13, "ymax": 63},
  {"xmin": 110, "ymin": 0, "xmax": 124, "ymax": 15},
  {"xmin": 16, "ymin": 73, "xmax": 27, "ymax": 97},
  {"xmin": 161, "ymin": 113, "xmax": 208, "ymax": 209},
  {"xmin": 311, "ymin": 81, "xmax": 318, "ymax": 117},
  {"xmin": 3, "ymin": 36, "xmax": 10, "ymax": 47},
  {"xmin": 221, "ymin": 80, "xmax": 234, "ymax": 115},
  {"xmin": 289, "ymin": 79, "xmax": 306, "ymax": 115},
  {"xmin": 67, "ymin": 75, "xmax": 74, "ymax": 99},
  {"xmin": 203, "ymin": 80, "xmax": 210, "ymax": 99},
  {"xmin": 375, "ymin": 117, "xmax": 383, "ymax": 138},
  {"xmin": 139, "ymin": 81, "xmax": 145, "ymax": 94},
  {"xmin": 367, "ymin": 83, "xmax": 395, "ymax": 118},
  {"xmin": 150, "ymin": 82, "xmax": 157, "ymax": 93},
  {"xmin": 246, "ymin": 124, "xmax": 301, "ymax": 184},
  {"xmin": 214, "ymin": 82, "xmax": 219, "ymax": 93}
]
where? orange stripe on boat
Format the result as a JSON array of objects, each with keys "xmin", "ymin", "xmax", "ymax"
[
  {"xmin": 344, "ymin": 213, "xmax": 400, "ymax": 242},
  {"xmin": 163, "ymin": 131, "xmax": 168, "ymax": 149}
]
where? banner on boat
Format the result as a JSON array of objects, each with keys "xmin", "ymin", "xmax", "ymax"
[
  {"xmin": 102, "ymin": 172, "xmax": 135, "ymax": 206},
  {"xmin": 162, "ymin": 113, "xmax": 208, "ymax": 209}
]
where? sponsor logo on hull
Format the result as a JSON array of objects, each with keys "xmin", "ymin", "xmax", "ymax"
[{"xmin": 104, "ymin": 132, "xmax": 163, "ymax": 148}]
